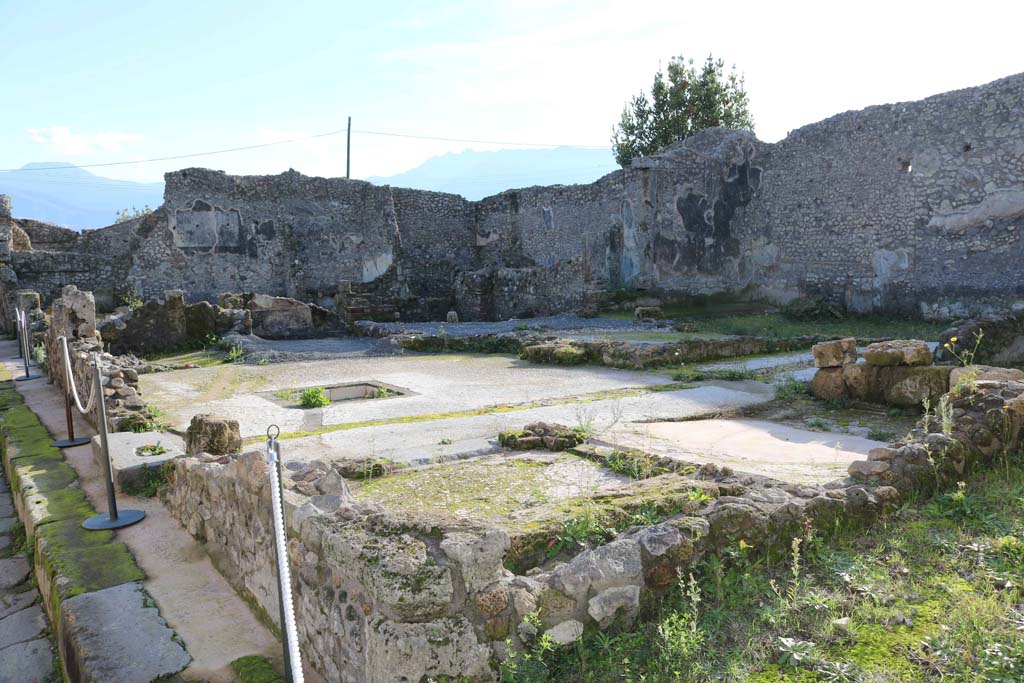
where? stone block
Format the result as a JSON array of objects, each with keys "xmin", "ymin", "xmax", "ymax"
[
  {"xmin": 842, "ymin": 363, "xmax": 884, "ymax": 402},
  {"xmin": 863, "ymin": 339, "xmax": 932, "ymax": 367},
  {"xmin": 248, "ymin": 294, "xmax": 313, "ymax": 338},
  {"xmin": 91, "ymin": 431, "xmax": 186, "ymax": 492},
  {"xmin": 811, "ymin": 337, "xmax": 857, "ymax": 368},
  {"xmin": 879, "ymin": 365, "xmax": 953, "ymax": 407},
  {"xmin": 950, "ymin": 365, "xmax": 1024, "ymax": 387},
  {"xmin": 185, "ymin": 414, "xmax": 242, "ymax": 455},
  {"xmin": 809, "ymin": 367, "xmax": 848, "ymax": 400},
  {"xmin": 59, "ymin": 582, "xmax": 191, "ymax": 683}
]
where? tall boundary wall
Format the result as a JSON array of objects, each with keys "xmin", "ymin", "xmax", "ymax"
[{"xmin": 3, "ymin": 72, "xmax": 1023, "ymax": 321}]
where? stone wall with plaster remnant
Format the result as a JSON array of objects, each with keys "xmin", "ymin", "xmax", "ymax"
[{"xmin": 7, "ymin": 73, "xmax": 1024, "ymax": 321}]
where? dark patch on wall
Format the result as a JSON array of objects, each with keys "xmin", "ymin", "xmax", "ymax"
[
  {"xmin": 670, "ymin": 161, "xmax": 759, "ymax": 273},
  {"xmin": 257, "ymin": 220, "xmax": 276, "ymax": 240},
  {"xmin": 606, "ymin": 223, "xmax": 624, "ymax": 288}
]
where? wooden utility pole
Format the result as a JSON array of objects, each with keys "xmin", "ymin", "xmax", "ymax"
[{"xmin": 346, "ymin": 116, "xmax": 351, "ymax": 179}]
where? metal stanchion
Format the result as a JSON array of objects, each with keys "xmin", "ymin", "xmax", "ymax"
[
  {"xmin": 15, "ymin": 310, "xmax": 41, "ymax": 382},
  {"xmin": 51, "ymin": 335, "xmax": 92, "ymax": 448},
  {"xmin": 82, "ymin": 353, "xmax": 145, "ymax": 530},
  {"xmin": 14, "ymin": 308, "xmax": 23, "ymax": 357},
  {"xmin": 267, "ymin": 425, "xmax": 304, "ymax": 683}
]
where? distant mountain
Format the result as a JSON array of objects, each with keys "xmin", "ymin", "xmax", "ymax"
[
  {"xmin": 367, "ymin": 146, "xmax": 618, "ymax": 200},
  {"xmin": 0, "ymin": 163, "xmax": 164, "ymax": 230}
]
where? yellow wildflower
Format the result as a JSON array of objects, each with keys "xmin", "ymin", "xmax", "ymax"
[{"xmin": 950, "ymin": 336, "xmax": 958, "ymax": 342}]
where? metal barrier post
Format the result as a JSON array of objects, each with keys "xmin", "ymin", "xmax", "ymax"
[
  {"xmin": 50, "ymin": 342, "xmax": 91, "ymax": 448},
  {"xmin": 267, "ymin": 426, "xmax": 304, "ymax": 683},
  {"xmin": 15, "ymin": 310, "xmax": 41, "ymax": 382},
  {"xmin": 14, "ymin": 307, "xmax": 22, "ymax": 357},
  {"xmin": 82, "ymin": 353, "xmax": 145, "ymax": 530}
]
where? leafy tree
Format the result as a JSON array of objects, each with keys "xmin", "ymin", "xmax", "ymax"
[
  {"xmin": 612, "ymin": 54, "xmax": 754, "ymax": 166},
  {"xmin": 115, "ymin": 205, "xmax": 152, "ymax": 223}
]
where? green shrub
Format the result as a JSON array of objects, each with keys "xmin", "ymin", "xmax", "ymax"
[
  {"xmin": 774, "ymin": 379, "xmax": 811, "ymax": 401},
  {"xmin": 299, "ymin": 387, "xmax": 331, "ymax": 408}
]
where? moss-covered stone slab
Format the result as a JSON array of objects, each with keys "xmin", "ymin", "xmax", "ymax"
[
  {"xmin": 34, "ymin": 519, "xmax": 145, "ymax": 603},
  {"xmin": 59, "ymin": 582, "xmax": 190, "ymax": 683}
]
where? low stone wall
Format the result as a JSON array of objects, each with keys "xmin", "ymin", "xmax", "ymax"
[
  {"xmin": 393, "ymin": 329, "xmax": 823, "ymax": 369},
  {"xmin": 98, "ymin": 289, "xmax": 251, "ymax": 355},
  {"xmin": 936, "ymin": 311, "xmax": 1024, "ymax": 366},
  {"xmin": 847, "ymin": 378, "xmax": 1024, "ymax": 492},
  {"xmin": 163, "ymin": 440, "xmax": 939, "ymax": 681},
  {"xmin": 44, "ymin": 285, "xmax": 154, "ymax": 430}
]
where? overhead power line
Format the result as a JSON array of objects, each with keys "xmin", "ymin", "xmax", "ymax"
[
  {"xmin": 353, "ymin": 129, "xmax": 608, "ymax": 149},
  {"xmin": 0, "ymin": 126, "xmax": 609, "ymax": 173}
]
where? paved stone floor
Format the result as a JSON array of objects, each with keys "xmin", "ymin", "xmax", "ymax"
[
  {"xmin": 0, "ymin": 467, "xmax": 56, "ymax": 683},
  {"xmin": 142, "ymin": 343, "xmax": 883, "ymax": 484}
]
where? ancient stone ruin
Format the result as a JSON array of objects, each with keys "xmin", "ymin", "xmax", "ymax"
[
  {"xmin": 3, "ymin": 72, "xmax": 1023, "ymax": 324},
  {"xmin": 1, "ymin": 72, "xmax": 1023, "ymax": 683}
]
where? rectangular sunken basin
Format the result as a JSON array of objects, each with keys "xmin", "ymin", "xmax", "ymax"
[{"xmin": 264, "ymin": 381, "xmax": 410, "ymax": 407}]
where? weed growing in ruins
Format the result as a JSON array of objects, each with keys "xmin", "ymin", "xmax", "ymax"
[
  {"xmin": 120, "ymin": 288, "xmax": 144, "ymax": 310},
  {"xmin": 927, "ymin": 481, "xmax": 997, "ymax": 530},
  {"xmin": 604, "ymin": 449, "xmax": 668, "ymax": 480},
  {"xmin": 939, "ymin": 394, "xmax": 954, "ymax": 436},
  {"xmin": 439, "ymin": 437, "xmax": 454, "ymax": 445},
  {"xmin": 31, "ymin": 344, "xmax": 45, "ymax": 366},
  {"xmin": 685, "ymin": 487, "xmax": 713, "ymax": 505},
  {"xmin": 867, "ymin": 427, "xmax": 895, "ymax": 442},
  {"xmin": 225, "ymin": 344, "xmax": 245, "ymax": 363},
  {"xmin": 136, "ymin": 441, "xmax": 169, "ymax": 457},
  {"xmin": 299, "ymin": 387, "xmax": 330, "ymax": 409},
  {"xmin": 774, "ymin": 378, "xmax": 811, "ymax": 401},
  {"xmin": 547, "ymin": 505, "xmax": 614, "ymax": 557},
  {"xmin": 121, "ymin": 463, "xmax": 168, "ymax": 498},
  {"xmin": 946, "ymin": 330, "xmax": 985, "ymax": 396},
  {"xmin": 672, "ymin": 366, "xmax": 758, "ymax": 382}
]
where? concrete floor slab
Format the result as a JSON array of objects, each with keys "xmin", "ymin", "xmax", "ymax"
[
  {"xmin": 140, "ymin": 352, "xmax": 678, "ymax": 438},
  {"xmin": 609, "ymin": 418, "xmax": 883, "ymax": 484}
]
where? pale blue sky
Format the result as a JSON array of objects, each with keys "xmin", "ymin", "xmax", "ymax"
[{"xmin": 2, "ymin": 0, "xmax": 1023, "ymax": 184}]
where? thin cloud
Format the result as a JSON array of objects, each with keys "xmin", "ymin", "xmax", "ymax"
[{"xmin": 26, "ymin": 126, "xmax": 144, "ymax": 155}]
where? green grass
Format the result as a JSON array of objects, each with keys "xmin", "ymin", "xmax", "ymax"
[
  {"xmin": 142, "ymin": 347, "xmax": 228, "ymax": 367},
  {"xmin": 230, "ymin": 655, "xmax": 284, "ymax": 683},
  {"xmin": 503, "ymin": 458, "xmax": 1024, "ymax": 682}
]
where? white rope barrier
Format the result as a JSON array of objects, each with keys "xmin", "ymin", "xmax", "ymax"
[
  {"xmin": 267, "ymin": 431, "xmax": 304, "ymax": 683},
  {"xmin": 57, "ymin": 336, "xmax": 97, "ymax": 415}
]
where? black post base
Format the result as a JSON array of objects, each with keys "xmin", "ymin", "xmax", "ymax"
[
  {"xmin": 51, "ymin": 437, "xmax": 91, "ymax": 448},
  {"xmin": 15, "ymin": 374, "xmax": 42, "ymax": 382},
  {"xmin": 82, "ymin": 509, "xmax": 146, "ymax": 530}
]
